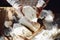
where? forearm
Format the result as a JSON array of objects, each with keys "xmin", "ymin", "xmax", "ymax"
[{"xmin": 6, "ymin": 0, "xmax": 21, "ymax": 9}]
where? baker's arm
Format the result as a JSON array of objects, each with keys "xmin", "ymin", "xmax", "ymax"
[
  {"xmin": 36, "ymin": 0, "xmax": 49, "ymax": 8},
  {"xmin": 6, "ymin": 0, "xmax": 22, "ymax": 10},
  {"xmin": 36, "ymin": 0, "xmax": 49, "ymax": 15}
]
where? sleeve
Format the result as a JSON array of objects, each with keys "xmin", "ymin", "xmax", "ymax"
[
  {"xmin": 36, "ymin": 0, "xmax": 45, "ymax": 8},
  {"xmin": 6, "ymin": 0, "xmax": 21, "ymax": 9}
]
